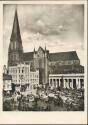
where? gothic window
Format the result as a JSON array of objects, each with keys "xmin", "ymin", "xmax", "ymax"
[
  {"xmin": 12, "ymin": 54, "xmax": 14, "ymax": 61},
  {"xmin": 15, "ymin": 42, "xmax": 16, "ymax": 49},
  {"xmin": 22, "ymin": 69, "xmax": 24, "ymax": 73},
  {"xmin": 13, "ymin": 54, "xmax": 15, "ymax": 61},
  {"xmin": 14, "ymin": 54, "xmax": 15, "ymax": 60}
]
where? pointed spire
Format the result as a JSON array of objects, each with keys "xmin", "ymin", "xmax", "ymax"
[
  {"xmin": 44, "ymin": 44, "xmax": 47, "ymax": 58},
  {"xmin": 45, "ymin": 44, "xmax": 46, "ymax": 52},
  {"xmin": 10, "ymin": 7, "xmax": 22, "ymax": 42},
  {"xmin": 34, "ymin": 47, "xmax": 36, "ymax": 53}
]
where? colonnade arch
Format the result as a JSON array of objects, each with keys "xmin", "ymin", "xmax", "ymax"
[{"xmin": 49, "ymin": 75, "xmax": 84, "ymax": 89}]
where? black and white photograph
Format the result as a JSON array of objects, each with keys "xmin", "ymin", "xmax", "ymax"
[{"xmin": 2, "ymin": 2, "xmax": 85, "ymax": 112}]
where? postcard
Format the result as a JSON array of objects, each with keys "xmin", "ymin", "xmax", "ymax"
[{"xmin": 0, "ymin": 0, "xmax": 87, "ymax": 124}]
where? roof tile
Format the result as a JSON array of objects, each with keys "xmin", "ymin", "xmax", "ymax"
[{"xmin": 49, "ymin": 51, "xmax": 79, "ymax": 61}]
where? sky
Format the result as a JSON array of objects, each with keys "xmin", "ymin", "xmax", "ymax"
[{"xmin": 3, "ymin": 4, "xmax": 84, "ymax": 66}]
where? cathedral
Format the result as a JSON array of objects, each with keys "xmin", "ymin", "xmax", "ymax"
[{"xmin": 8, "ymin": 10, "xmax": 84, "ymax": 86}]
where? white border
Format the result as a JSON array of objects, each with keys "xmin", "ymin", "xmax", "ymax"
[{"xmin": 0, "ymin": 0, "xmax": 87, "ymax": 124}]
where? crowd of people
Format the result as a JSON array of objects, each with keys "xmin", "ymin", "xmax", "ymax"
[{"xmin": 3, "ymin": 86, "xmax": 84, "ymax": 111}]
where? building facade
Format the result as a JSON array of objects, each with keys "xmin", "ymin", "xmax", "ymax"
[
  {"xmin": 49, "ymin": 73, "xmax": 84, "ymax": 90},
  {"xmin": 8, "ymin": 63, "xmax": 39, "ymax": 92},
  {"xmin": 8, "ymin": 9, "xmax": 84, "ymax": 87},
  {"xmin": 3, "ymin": 74, "xmax": 12, "ymax": 92}
]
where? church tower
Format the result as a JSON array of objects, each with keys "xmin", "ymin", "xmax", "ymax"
[
  {"xmin": 8, "ymin": 9, "xmax": 23, "ymax": 66},
  {"xmin": 44, "ymin": 45, "xmax": 49, "ymax": 85}
]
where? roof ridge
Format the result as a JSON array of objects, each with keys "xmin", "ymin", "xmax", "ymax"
[
  {"xmin": 50, "ymin": 51, "xmax": 76, "ymax": 54},
  {"xmin": 23, "ymin": 52, "xmax": 34, "ymax": 54}
]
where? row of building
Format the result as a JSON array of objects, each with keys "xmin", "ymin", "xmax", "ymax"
[{"xmin": 3, "ymin": 64, "xmax": 84, "ymax": 94}]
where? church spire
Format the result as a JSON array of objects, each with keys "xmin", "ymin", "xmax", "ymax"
[
  {"xmin": 8, "ymin": 7, "xmax": 23, "ymax": 66},
  {"xmin": 45, "ymin": 44, "xmax": 46, "ymax": 52},
  {"xmin": 34, "ymin": 47, "xmax": 36, "ymax": 53},
  {"xmin": 10, "ymin": 8, "xmax": 22, "ymax": 42}
]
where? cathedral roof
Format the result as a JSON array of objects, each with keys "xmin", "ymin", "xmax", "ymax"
[
  {"xmin": 49, "ymin": 51, "xmax": 79, "ymax": 62},
  {"xmin": 23, "ymin": 47, "xmax": 49, "ymax": 61},
  {"xmin": 23, "ymin": 50, "xmax": 79, "ymax": 62}
]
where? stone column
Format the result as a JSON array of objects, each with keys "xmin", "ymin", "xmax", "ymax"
[
  {"xmin": 50, "ymin": 79, "xmax": 53, "ymax": 89},
  {"xmin": 59, "ymin": 79, "xmax": 60, "ymax": 87},
  {"xmin": 63, "ymin": 79, "xmax": 66, "ymax": 88},
  {"xmin": 57, "ymin": 79, "xmax": 59, "ymax": 87},
  {"xmin": 76, "ymin": 78, "xmax": 79, "ymax": 89},
  {"xmin": 63, "ymin": 79, "xmax": 64, "ymax": 88},
  {"xmin": 55, "ymin": 79, "xmax": 56, "ymax": 88},
  {"xmin": 66, "ymin": 79, "xmax": 69, "ymax": 89},
  {"xmin": 51, "ymin": 79, "xmax": 52, "ymax": 87},
  {"xmin": 56, "ymin": 79, "xmax": 58, "ymax": 88},
  {"xmin": 65, "ymin": 79, "xmax": 67, "ymax": 88},
  {"xmin": 78, "ymin": 78, "xmax": 81, "ymax": 89},
  {"xmin": 69, "ymin": 79, "xmax": 71, "ymax": 88},
  {"xmin": 60, "ymin": 78, "xmax": 62, "ymax": 87}
]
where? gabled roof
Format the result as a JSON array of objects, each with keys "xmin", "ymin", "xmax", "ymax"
[
  {"xmin": 38, "ymin": 46, "xmax": 45, "ymax": 53},
  {"xmin": 49, "ymin": 51, "xmax": 79, "ymax": 61},
  {"xmin": 23, "ymin": 52, "xmax": 34, "ymax": 61},
  {"xmin": 23, "ymin": 47, "xmax": 49, "ymax": 61},
  {"xmin": 38, "ymin": 46, "xmax": 49, "ymax": 54}
]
